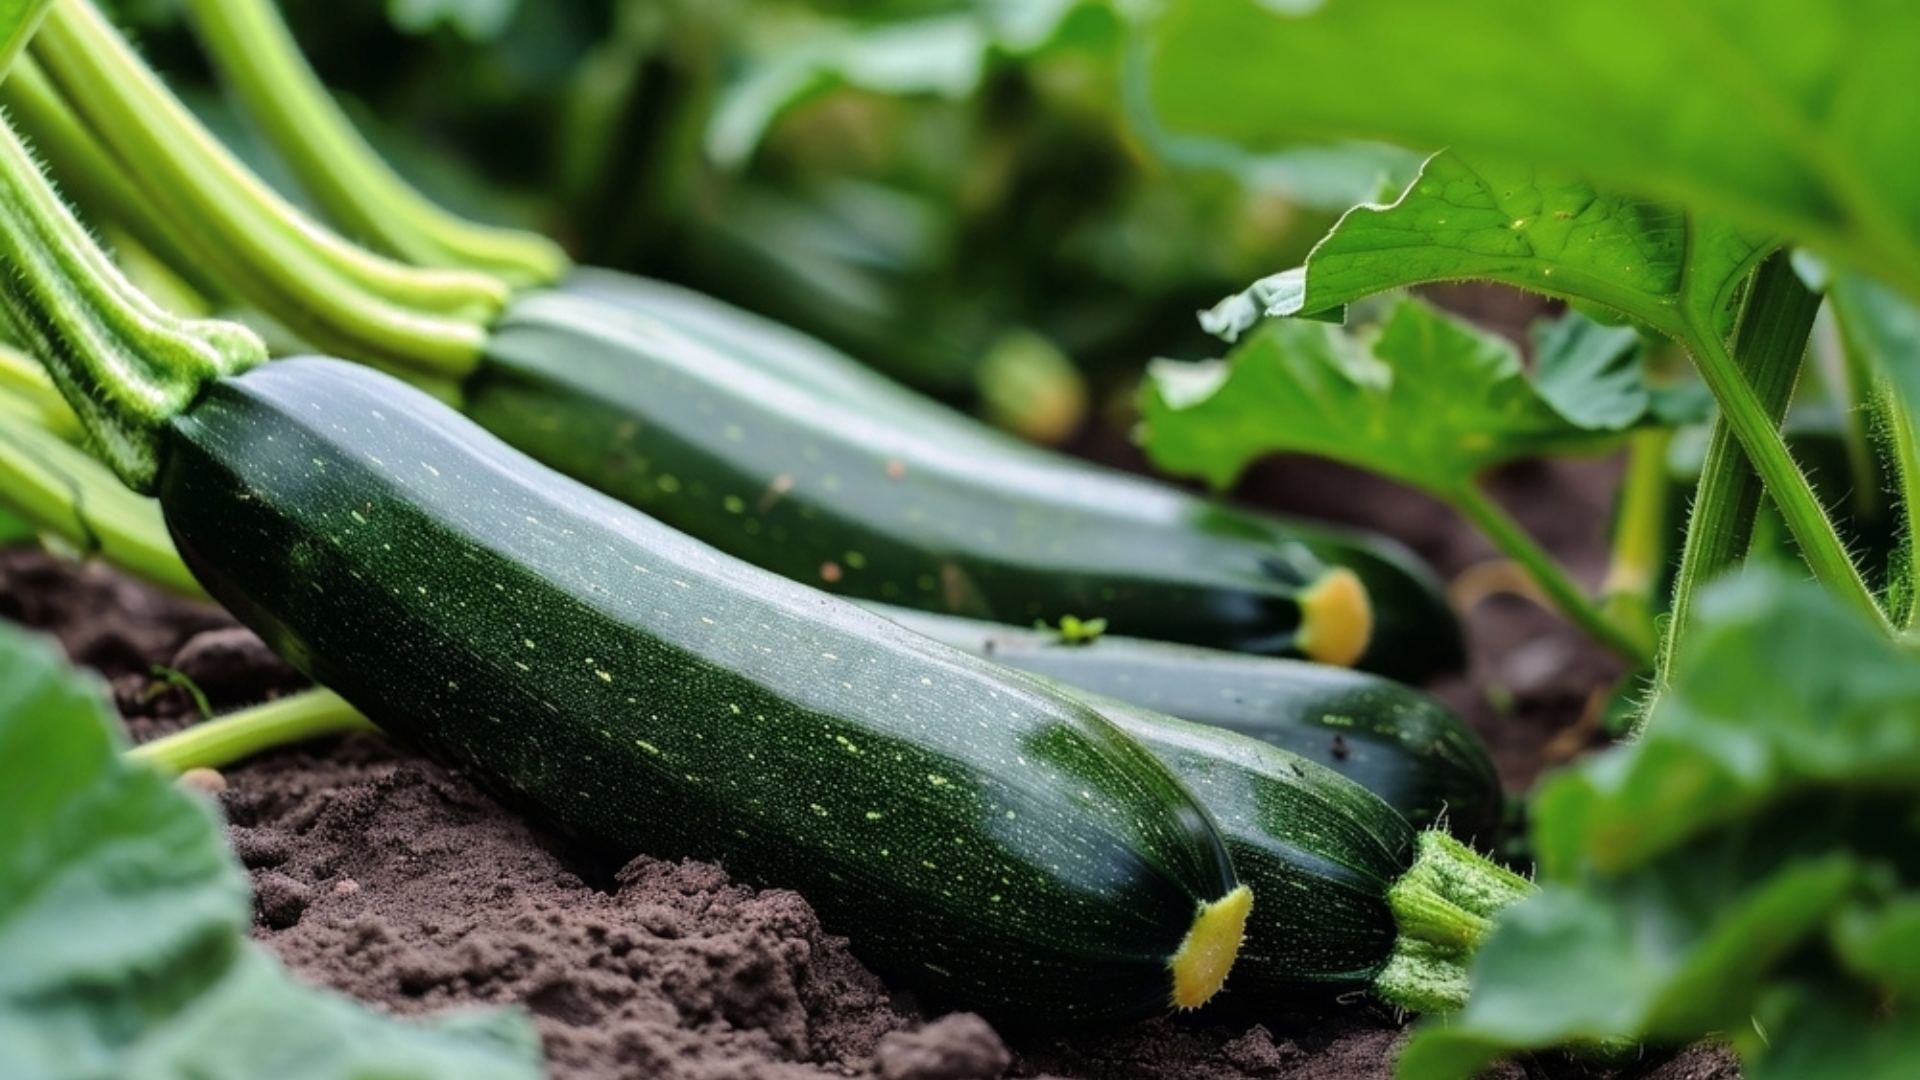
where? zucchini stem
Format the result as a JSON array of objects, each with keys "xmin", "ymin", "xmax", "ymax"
[
  {"xmin": 1375, "ymin": 832, "xmax": 1534, "ymax": 1014},
  {"xmin": 130, "ymin": 689, "xmax": 378, "ymax": 773},
  {"xmin": 1649, "ymin": 252, "xmax": 1832, "ymax": 726},
  {"xmin": 182, "ymin": 0, "xmax": 569, "ymax": 286},
  {"xmin": 0, "ymin": 112, "xmax": 263, "ymax": 490},
  {"xmin": 26, "ymin": 0, "xmax": 502, "ymax": 377},
  {"xmin": 1448, "ymin": 482, "xmax": 1654, "ymax": 666},
  {"xmin": 1674, "ymin": 256, "xmax": 1881, "ymax": 629}
]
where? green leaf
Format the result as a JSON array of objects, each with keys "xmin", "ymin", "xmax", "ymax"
[
  {"xmin": 707, "ymin": 15, "xmax": 991, "ymax": 168},
  {"xmin": 1140, "ymin": 297, "xmax": 1630, "ymax": 497},
  {"xmin": 1831, "ymin": 270, "xmax": 1920, "ymax": 435},
  {"xmin": 1530, "ymin": 314, "xmax": 1649, "ymax": 433},
  {"xmin": 1146, "ymin": 0, "xmax": 1920, "ymax": 305},
  {"xmin": 0, "ymin": 620, "xmax": 546, "ymax": 1080},
  {"xmin": 1531, "ymin": 570, "xmax": 1920, "ymax": 877},
  {"xmin": 1200, "ymin": 152, "xmax": 1773, "ymax": 348},
  {"xmin": 1398, "ymin": 567, "xmax": 1920, "ymax": 1080},
  {"xmin": 386, "ymin": 0, "xmax": 521, "ymax": 42}
]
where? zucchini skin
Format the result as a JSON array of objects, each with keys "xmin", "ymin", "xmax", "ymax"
[
  {"xmin": 1091, "ymin": 695, "xmax": 1415, "ymax": 1006},
  {"xmin": 872, "ymin": 605, "xmax": 1504, "ymax": 845},
  {"xmin": 155, "ymin": 357, "xmax": 1239, "ymax": 1026},
  {"xmin": 471, "ymin": 290, "xmax": 1451, "ymax": 677},
  {"xmin": 551, "ymin": 273, "xmax": 1464, "ymax": 681}
]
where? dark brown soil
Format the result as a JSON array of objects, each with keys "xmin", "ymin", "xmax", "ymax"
[{"xmin": 0, "ymin": 436, "xmax": 1739, "ymax": 1080}]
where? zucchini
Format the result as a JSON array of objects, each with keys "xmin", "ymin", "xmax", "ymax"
[
  {"xmin": 467, "ymin": 290, "xmax": 1433, "ymax": 676},
  {"xmin": 155, "ymin": 357, "xmax": 1249, "ymax": 1025},
  {"xmin": 7, "ymin": 15, "xmax": 1458, "ymax": 678},
  {"xmin": 1086, "ymin": 694, "xmax": 1528, "ymax": 1014},
  {"xmin": 870, "ymin": 604, "xmax": 1505, "ymax": 844},
  {"xmin": 551, "ymin": 273, "xmax": 1465, "ymax": 681}
]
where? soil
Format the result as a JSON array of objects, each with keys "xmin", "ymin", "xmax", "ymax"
[{"xmin": 0, "ymin": 342, "xmax": 1740, "ymax": 1080}]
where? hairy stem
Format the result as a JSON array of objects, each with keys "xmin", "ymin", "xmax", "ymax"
[
  {"xmin": 1675, "ymin": 254, "xmax": 1880, "ymax": 629},
  {"xmin": 0, "ymin": 113, "xmax": 262, "ymax": 490},
  {"xmin": 1652, "ymin": 253, "xmax": 1844, "ymax": 720},
  {"xmin": 1375, "ymin": 832, "xmax": 1535, "ymax": 1014}
]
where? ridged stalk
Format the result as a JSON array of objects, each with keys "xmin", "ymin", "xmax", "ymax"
[
  {"xmin": 183, "ymin": 0, "xmax": 568, "ymax": 286},
  {"xmin": 0, "ymin": 113, "xmax": 262, "ymax": 491},
  {"xmin": 1376, "ymin": 832, "xmax": 1536, "ymax": 1014},
  {"xmin": 29, "ymin": 0, "xmax": 502, "ymax": 377}
]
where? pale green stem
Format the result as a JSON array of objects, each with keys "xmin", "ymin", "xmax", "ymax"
[
  {"xmin": 31, "ymin": 0, "xmax": 499, "ymax": 376},
  {"xmin": 0, "ymin": 392, "xmax": 207, "ymax": 596},
  {"xmin": 0, "ymin": 338, "xmax": 82, "ymax": 438},
  {"xmin": 0, "ymin": 0, "xmax": 53, "ymax": 77},
  {"xmin": 129, "ymin": 689, "xmax": 378, "ymax": 773},
  {"xmin": 2, "ymin": 55, "xmax": 231, "ymax": 304},
  {"xmin": 182, "ymin": 0, "xmax": 568, "ymax": 286},
  {"xmin": 1874, "ymin": 380, "xmax": 1920, "ymax": 632},
  {"xmin": 1598, "ymin": 427, "xmax": 1672, "ymax": 655},
  {"xmin": 1448, "ymin": 482, "xmax": 1653, "ymax": 666},
  {"xmin": 0, "ymin": 112, "xmax": 262, "ymax": 491}
]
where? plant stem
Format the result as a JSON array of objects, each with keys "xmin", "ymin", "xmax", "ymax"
[
  {"xmin": 1449, "ymin": 482, "xmax": 1652, "ymax": 665},
  {"xmin": 1652, "ymin": 252, "xmax": 1849, "ymax": 715},
  {"xmin": 1676, "ymin": 254, "xmax": 1881, "ymax": 629},
  {"xmin": 0, "ymin": 112, "xmax": 263, "ymax": 490},
  {"xmin": 1876, "ymin": 381, "xmax": 1920, "ymax": 633},
  {"xmin": 0, "ymin": 0, "xmax": 53, "ymax": 78},
  {"xmin": 29, "ymin": 0, "xmax": 502, "ymax": 377},
  {"xmin": 1598, "ymin": 427, "xmax": 1672, "ymax": 656},
  {"xmin": 0, "ymin": 55, "xmax": 232, "ymax": 305},
  {"xmin": 182, "ymin": 0, "xmax": 568, "ymax": 286},
  {"xmin": 129, "ymin": 689, "xmax": 378, "ymax": 773}
]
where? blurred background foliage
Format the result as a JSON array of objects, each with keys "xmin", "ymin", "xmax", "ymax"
[{"xmin": 96, "ymin": 0, "xmax": 1414, "ymax": 441}]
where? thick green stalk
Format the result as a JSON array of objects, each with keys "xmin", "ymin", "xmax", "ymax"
[
  {"xmin": 1449, "ymin": 482, "xmax": 1653, "ymax": 665},
  {"xmin": 0, "ymin": 114, "xmax": 262, "ymax": 490},
  {"xmin": 1, "ymin": 55, "xmax": 232, "ymax": 304},
  {"xmin": 129, "ymin": 689, "xmax": 377, "ymax": 773},
  {"xmin": 1674, "ymin": 255, "xmax": 1880, "ymax": 628},
  {"xmin": 30, "ymin": 0, "xmax": 499, "ymax": 376},
  {"xmin": 1651, "ymin": 252, "xmax": 1830, "ymax": 710},
  {"xmin": 0, "ymin": 337, "xmax": 81, "ymax": 438},
  {"xmin": 183, "ymin": 0, "xmax": 568, "ymax": 286},
  {"xmin": 0, "ymin": 0, "xmax": 52, "ymax": 76},
  {"xmin": 0, "ymin": 389, "xmax": 208, "ymax": 595}
]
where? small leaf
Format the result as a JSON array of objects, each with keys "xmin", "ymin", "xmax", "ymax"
[
  {"xmin": 0, "ymin": 621, "xmax": 545, "ymax": 1080},
  {"xmin": 1141, "ymin": 297, "xmax": 1629, "ymax": 498},
  {"xmin": 707, "ymin": 16, "xmax": 991, "ymax": 168},
  {"xmin": 1530, "ymin": 314, "xmax": 1648, "ymax": 432}
]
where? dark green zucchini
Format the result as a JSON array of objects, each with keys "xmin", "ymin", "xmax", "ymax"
[
  {"xmin": 870, "ymin": 605, "xmax": 1504, "ymax": 844},
  {"xmin": 550, "ymin": 273, "xmax": 1464, "ymax": 681},
  {"xmin": 469, "ymin": 290, "xmax": 1441, "ymax": 676},
  {"xmin": 156, "ymin": 357, "xmax": 1249, "ymax": 1026},
  {"xmin": 1084, "ymin": 694, "xmax": 1529, "ymax": 1014}
]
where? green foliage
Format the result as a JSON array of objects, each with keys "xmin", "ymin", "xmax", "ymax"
[
  {"xmin": 1200, "ymin": 151, "xmax": 1772, "ymax": 349},
  {"xmin": 1141, "ymin": 298, "xmax": 1635, "ymax": 498},
  {"xmin": 386, "ymin": 0, "xmax": 521, "ymax": 41},
  {"xmin": 1397, "ymin": 569, "xmax": 1920, "ymax": 1080},
  {"xmin": 1147, "ymin": 0, "xmax": 1920, "ymax": 305},
  {"xmin": 0, "ymin": 620, "xmax": 546, "ymax": 1080}
]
